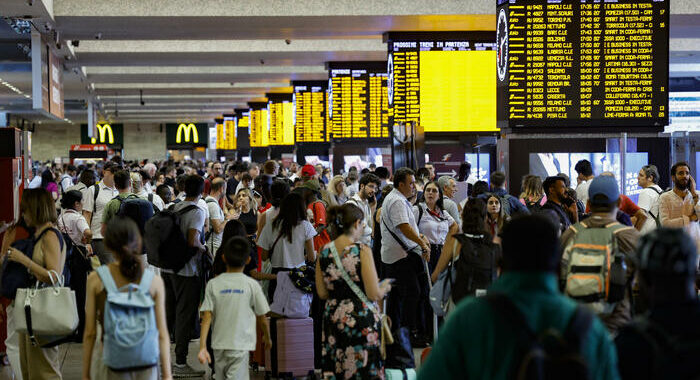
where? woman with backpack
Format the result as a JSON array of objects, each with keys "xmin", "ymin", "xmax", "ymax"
[
  {"xmin": 82, "ymin": 217, "xmax": 172, "ymax": 380},
  {"xmin": 316, "ymin": 203, "xmax": 392, "ymax": 379},
  {"xmin": 257, "ymin": 192, "xmax": 317, "ymax": 300},
  {"xmin": 519, "ymin": 175, "xmax": 547, "ymax": 212},
  {"xmin": 5, "ymin": 189, "xmax": 67, "ymax": 379},
  {"xmin": 430, "ymin": 198, "xmax": 501, "ymax": 312}
]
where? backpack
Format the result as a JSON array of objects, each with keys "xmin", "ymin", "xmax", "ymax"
[
  {"xmin": 310, "ymin": 200, "xmax": 331, "ymax": 253},
  {"xmin": 525, "ymin": 198, "xmax": 543, "ymax": 213},
  {"xmin": 1, "ymin": 228, "xmax": 65, "ymax": 299},
  {"xmin": 645, "ymin": 186, "xmax": 664, "ymax": 228},
  {"xmin": 624, "ymin": 318, "xmax": 700, "ymax": 379},
  {"xmin": 451, "ymin": 233, "xmax": 498, "ymax": 304},
  {"xmin": 115, "ymin": 194, "xmax": 155, "ymax": 235},
  {"xmin": 497, "ymin": 194, "xmax": 516, "ymax": 216},
  {"xmin": 95, "ymin": 266, "xmax": 159, "ymax": 371},
  {"xmin": 143, "ymin": 204, "xmax": 200, "ymax": 271},
  {"xmin": 487, "ymin": 293, "xmax": 593, "ymax": 380},
  {"xmin": 563, "ymin": 221, "xmax": 631, "ymax": 304}
]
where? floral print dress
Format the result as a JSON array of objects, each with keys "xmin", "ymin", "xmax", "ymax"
[{"xmin": 319, "ymin": 243, "xmax": 384, "ymax": 379}]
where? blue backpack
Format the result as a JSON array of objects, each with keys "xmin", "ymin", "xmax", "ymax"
[{"xmin": 95, "ymin": 266, "xmax": 159, "ymax": 371}]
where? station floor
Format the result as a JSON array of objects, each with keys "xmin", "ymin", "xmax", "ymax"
[{"xmin": 0, "ymin": 341, "xmax": 425, "ymax": 379}]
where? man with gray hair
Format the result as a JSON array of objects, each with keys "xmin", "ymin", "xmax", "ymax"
[
  {"xmin": 143, "ymin": 162, "xmax": 158, "ymax": 193},
  {"xmin": 133, "ymin": 171, "xmax": 165, "ymax": 211},
  {"xmin": 437, "ymin": 175, "xmax": 462, "ymax": 226},
  {"xmin": 637, "ymin": 164, "xmax": 663, "ymax": 234}
]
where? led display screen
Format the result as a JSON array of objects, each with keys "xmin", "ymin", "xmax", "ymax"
[
  {"xmin": 496, "ymin": 0, "xmax": 669, "ymax": 129},
  {"xmin": 293, "ymin": 81, "xmax": 328, "ymax": 143},
  {"xmin": 216, "ymin": 116, "xmax": 236, "ymax": 150},
  {"xmin": 386, "ymin": 32, "xmax": 498, "ymax": 133},
  {"xmin": 268, "ymin": 99, "xmax": 295, "ymax": 146},
  {"xmin": 249, "ymin": 104, "xmax": 269, "ymax": 148}
]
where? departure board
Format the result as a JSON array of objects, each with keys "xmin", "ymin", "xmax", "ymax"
[
  {"xmin": 267, "ymin": 95, "xmax": 295, "ymax": 146},
  {"xmin": 216, "ymin": 115, "xmax": 236, "ymax": 150},
  {"xmin": 249, "ymin": 103, "xmax": 269, "ymax": 147},
  {"xmin": 386, "ymin": 32, "xmax": 498, "ymax": 133},
  {"xmin": 496, "ymin": 0, "xmax": 669, "ymax": 129},
  {"xmin": 328, "ymin": 62, "xmax": 390, "ymax": 141},
  {"xmin": 293, "ymin": 81, "xmax": 328, "ymax": 143}
]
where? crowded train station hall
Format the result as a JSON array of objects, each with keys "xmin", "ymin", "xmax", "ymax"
[{"xmin": 0, "ymin": 0, "xmax": 699, "ymax": 379}]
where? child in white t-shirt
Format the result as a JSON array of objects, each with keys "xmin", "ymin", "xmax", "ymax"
[{"xmin": 198, "ymin": 236, "xmax": 271, "ymax": 379}]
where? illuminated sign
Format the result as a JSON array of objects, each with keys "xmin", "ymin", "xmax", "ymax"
[
  {"xmin": 292, "ymin": 80, "xmax": 328, "ymax": 143},
  {"xmin": 165, "ymin": 123, "xmax": 208, "ymax": 148},
  {"xmin": 91, "ymin": 124, "xmax": 114, "ymax": 144},
  {"xmin": 249, "ymin": 102, "xmax": 269, "ymax": 148},
  {"xmin": 176, "ymin": 123, "xmax": 199, "ymax": 143},
  {"xmin": 267, "ymin": 93, "xmax": 295, "ymax": 146},
  {"xmin": 327, "ymin": 61, "xmax": 389, "ymax": 141},
  {"xmin": 496, "ymin": 0, "xmax": 669, "ymax": 129},
  {"xmin": 216, "ymin": 116, "xmax": 237, "ymax": 150},
  {"xmin": 385, "ymin": 32, "xmax": 498, "ymax": 133},
  {"xmin": 80, "ymin": 123, "xmax": 123, "ymax": 147}
]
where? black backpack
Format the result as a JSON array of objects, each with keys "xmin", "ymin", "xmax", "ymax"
[
  {"xmin": 451, "ymin": 233, "xmax": 498, "ymax": 304},
  {"xmin": 115, "ymin": 194, "xmax": 155, "ymax": 235},
  {"xmin": 487, "ymin": 293, "xmax": 593, "ymax": 380},
  {"xmin": 525, "ymin": 198, "xmax": 543, "ymax": 213},
  {"xmin": 143, "ymin": 205, "xmax": 199, "ymax": 272}
]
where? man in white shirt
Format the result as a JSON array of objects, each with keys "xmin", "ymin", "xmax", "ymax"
[
  {"xmin": 637, "ymin": 164, "xmax": 664, "ymax": 234},
  {"xmin": 345, "ymin": 171, "xmax": 360, "ymax": 198},
  {"xmin": 82, "ymin": 161, "xmax": 120, "ymax": 264},
  {"xmin": 161, "ymin": 175, "xmax": 207, "ymax": 377},
  {"xmin": 437, "ymin": 176, "xmax": 463, "ymax": 226},
  {"xmin": 66, "ymin": 169, "xmax": 97, "ymax": 213},
  {"xmin": 347, "ymin": 173, "xmax": 380, "ymax": 247},
  {"xmin": 205, "ymin": 178, "xmax": 227, "ymax": 254},
  {"xmin": 575, "ymin": 159, "xmax": 595, "ymax": 205},
  {"xmin": 142, "ymin": 163, "xmax": 158, "ymax": 194},
  {"xmin": 132, "ymin": 171, "xmax": 165, "ymax": 211},
  {"xmin": 58, "ymin": 165, "xmax": 76, "ymax": 194},
  {"xmin": 380, "ymin": 167, "xmax": 430, "ymax": 340},
  {"xmin": 27, "ymin": 167, "xmax": 42, "ymax": 189},
  {"xmin": 658, "ymin": 162, "xmax": 700, "ymax": 252}
]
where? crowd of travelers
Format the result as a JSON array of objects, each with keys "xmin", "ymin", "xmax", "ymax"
[{"xmin": 0, "ymin": 156, "xmax": 698, "ymax": 379}]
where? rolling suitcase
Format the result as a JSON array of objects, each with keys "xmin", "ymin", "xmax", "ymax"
[{"xmin": 265, "ymin": 317, "xmax": 315, "ymax": 379}]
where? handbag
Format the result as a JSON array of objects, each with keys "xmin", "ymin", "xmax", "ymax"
[
  {"xmin": 429, "ymin": 240, "xmax": 458, "ymax": 317},
  {"xmin": 14, "ymin": 270, "xmax": 79, "ymax": 346},
  {"xmin": 329, "ymin": 243, "xmax": 393, "ymax": 359}
]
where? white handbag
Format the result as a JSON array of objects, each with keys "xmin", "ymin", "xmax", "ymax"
[{"xmin": 14, "ymin": 270, "xmax": 79, "ymax": 346}]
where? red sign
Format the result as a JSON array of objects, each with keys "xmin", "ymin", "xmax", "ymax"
[{"xmin": 70, "ymin": 144, "xmax": 108, "ymax": 151}]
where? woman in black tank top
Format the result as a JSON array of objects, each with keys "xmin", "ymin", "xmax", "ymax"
[{"xmin": 233, "ymin": 189, "xmax": 257, "ymax": 236}]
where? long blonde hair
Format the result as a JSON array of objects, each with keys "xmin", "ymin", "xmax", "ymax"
[
  {"xmin": 234, "ymin": 188, "xmax": 257, "ymax": 212},
  {"xmin": 520, "ymin": 175, "xmax": 544, "ymax": 202}
]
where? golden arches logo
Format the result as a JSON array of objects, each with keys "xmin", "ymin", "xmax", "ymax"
[
  {"xmin": 176, "ymin": 123, "xmax": 199, "ymax": 144},
  {"xmin": 91, "ymin": 124, "xmax": 114, "ymax": 144}
]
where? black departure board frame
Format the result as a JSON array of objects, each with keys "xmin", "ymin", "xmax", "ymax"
[
  {"xmin": 292, "ymin": 80, "xmax": 329, "ymax": 144},
  {"xmin": 384, "ymin": 31, "xmax": 498, "ymax": 135},
  {"xmin": 326, "ymin": 61, "xmax": 390, "ymax": 144},
  {"xmin": 496, "ymin": 0, "xmax": 669, "ymax": 131},
  {"xmin": 235, "ymin": 108, "xmax": 250, "ymax": 150}
]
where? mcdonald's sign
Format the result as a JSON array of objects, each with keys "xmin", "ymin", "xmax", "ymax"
[
  {"xmin": 80, "ymin": 123, "xmax": 123, "ymax": 147},
  {"xmin": 166, "ymin": 123, "xmax": 209, "ymax": 148}
]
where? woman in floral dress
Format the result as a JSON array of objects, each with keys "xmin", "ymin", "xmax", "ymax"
[{"xmin": 316, "ymin": 203, "xmax": 392, "ymax": 379}]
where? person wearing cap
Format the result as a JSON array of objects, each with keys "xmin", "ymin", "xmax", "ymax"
[
  {"xmin": 420, "ymin": 214, "xmax": 620, "ymax": 380},
  {"xmin": 560, "ymin": 175, "xmax": 641, "ymax": 334},
  {"xmin": 83, "ymin": 161, "xmax": 121, "ymax": 264},
  {"xmin": 541, "ymin": 176, "xmax": 578, "ymax": 233},
  {"xmin": 614, "ymin": 228, "xmax": 700, "ymax": 380},
  {"xmin": 301, "ymin": 164, "xmax": 317, "ymax": 182}
]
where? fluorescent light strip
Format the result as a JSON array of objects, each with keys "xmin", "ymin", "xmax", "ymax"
[
  {"xmin": 85, "ymin": 66, "xmax": 326, "ymax": 75},
  {"xmin": 0, "ymin": 77, "xmax": 31, "ymax": 99},
  {"xmin": 94, "ymin": 82, "xmax": 289, "ymax": 89}
]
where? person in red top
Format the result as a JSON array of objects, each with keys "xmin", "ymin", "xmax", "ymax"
[
  {"xmin": 301, "ymin": 164, "xmax": 317, "ymax": 182},
  {"xmin": 584, "ymin": 172, "xmax": 648, "ymax": 230}
]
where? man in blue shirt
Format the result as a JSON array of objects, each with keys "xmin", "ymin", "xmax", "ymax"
[
  {"xmin": 478, "ymin": 171, "xmax": 529, "ymax": 216},
  {"xmin": 419, "ymin": 214, "xmax": 620, "ymax": 380}
]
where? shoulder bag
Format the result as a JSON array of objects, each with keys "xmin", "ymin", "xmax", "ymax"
[
  {"xmin": 329, "ymin": 243, "xmax": 393, "ymax": 359},
  {"xmin": 429, "ymin": 239, "xmax": 458, "ymax": 317}
]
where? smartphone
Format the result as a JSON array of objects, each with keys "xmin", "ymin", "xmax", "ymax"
[
  {"xmin": 381, "ymin": 278, "xmax": 396, "ymax": 285},
  {"xmin": 562, "ymin": 196, "xmax": 574, "ymax": 208}
]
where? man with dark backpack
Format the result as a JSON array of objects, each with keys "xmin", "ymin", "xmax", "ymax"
[
  {"xmin": 615, "ymin": 228, "xmax": 700, "ymax": 380},
  {"xmin": 100, "ymin": 170, "xmax": 154, "ymax": 238},
  {"xmin": 419, "ymin": 214, "xmax": 620, "ymax": 380}
]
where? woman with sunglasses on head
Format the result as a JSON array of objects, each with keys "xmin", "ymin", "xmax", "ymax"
[{"xmin": 231, "ymin": 189, "xmax": 258, "ymax": 240}]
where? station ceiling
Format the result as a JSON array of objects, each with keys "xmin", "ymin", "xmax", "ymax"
[{"xmin": 1, "ymin": 0, "xmax": 699, "ymax": 124}]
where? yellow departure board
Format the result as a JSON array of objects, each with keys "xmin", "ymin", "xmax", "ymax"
[
  {"xmin": 496, "ymin": 0, "xmax": 669, "ymax": 128},
  {"xmin": 268, "ymin": 101, "xmax": 295, "ymax": 145},
  {"xmin": 249, "ymin": 109, "xmax": 269, "ymax": 147},
  {"xmin": 387, "ymin": 33, "xmax": 498, "ymax": 133},
  {"xmin": 216, "ymin": 116, "xmax": 236, "ymax": 150},
  {"xmin": 328, "ymin": 62, "xmax": 389, "ymax": 141},
  {"xmin": 293, "ymin": 81, "xmax": 327, "ymax": 143}
]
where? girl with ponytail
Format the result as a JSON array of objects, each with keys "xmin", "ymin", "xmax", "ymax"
[
  {"xmin": 315, "ymin": 203, "xmax": 392, "ymax": 379},
  {"xmin": 82, "ymin": 217, "xmax": 173, "ymax": 380}
]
